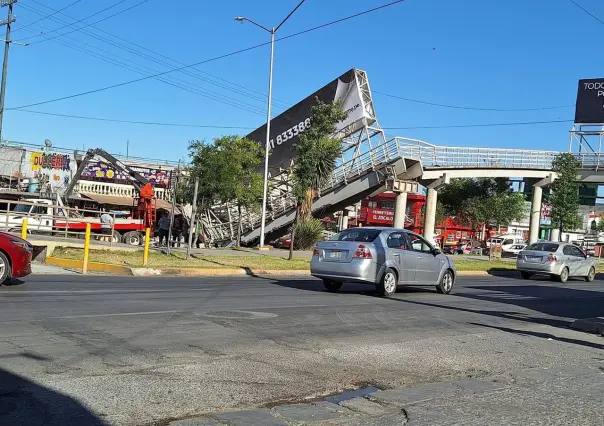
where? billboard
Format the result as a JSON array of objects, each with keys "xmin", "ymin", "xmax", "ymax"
[
  {"xmin": 574, "ymin": 78, "xmax": 604, "ymax": 124},
  {"xmin": 80, "ymin": 162, "xmax": 172, "ymax": 187},
  {"xmin": 246, "ymin": 69, "xmax": 376, "ymax": 171}
]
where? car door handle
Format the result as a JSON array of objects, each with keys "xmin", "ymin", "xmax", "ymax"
[{"xmin": 393, "ymin": 253, "xmax": 400, "ymax": 257}]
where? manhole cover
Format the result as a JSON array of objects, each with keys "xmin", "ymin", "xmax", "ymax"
[{"xmin": 198, "ymin": 310, "xmax": 277, "ymax": 320}]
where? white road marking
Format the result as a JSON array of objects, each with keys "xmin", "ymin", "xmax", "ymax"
[
  {"xmin": 0, "ymin": 288, "xmax": 216, "ymax": 294},
  {"xmin": 57, "ymin": 310, "xmax": 186, "ymax": 319}
]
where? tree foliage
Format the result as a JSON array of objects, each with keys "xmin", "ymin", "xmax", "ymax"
[
  {"xmin": 188, "ymin": 136, "xmax": 264, "ymax": 246},
  {"xmin": 293, "ymin": 98, "xmax": 348, "ymax": 220},
  {"xmin": 550, "ymin": 153, "xmax": 581, "ymax": 235},
  {"xmin": 288, "ymin": 98, "xmax": 347, "ymax": 258},
  {"xmin": 440, "ymin": 178, "xmax": 525, "ymax": 231}
]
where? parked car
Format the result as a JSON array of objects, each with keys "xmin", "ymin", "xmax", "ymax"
[
  {"xmin": 516, "ymin": 242, "xmax": 596, "ymax": 283},
  {"xmin": 502, "ymin": 244, "xmax": 526, "ymax": 258},
  {"xmin": 310, "ymin": 227, "xmax": 456, "ymax": 296},
  {"xmin": 0, "ymin": 232, "xmax": 33, "ymax": 285}
]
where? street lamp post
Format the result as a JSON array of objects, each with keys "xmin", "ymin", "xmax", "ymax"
[{"xmin": 235, "ymin": 0, "xmax": 306, "ymax": 249}]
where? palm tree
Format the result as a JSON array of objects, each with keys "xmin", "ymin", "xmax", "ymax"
[{"xmin": 288, "ymin": 99, "xmax": 348, "ymax": 259}]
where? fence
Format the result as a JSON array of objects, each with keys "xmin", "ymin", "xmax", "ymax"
[{"xmin": 0, "ymin": 198, "xmax": 117, "ymax": 245}]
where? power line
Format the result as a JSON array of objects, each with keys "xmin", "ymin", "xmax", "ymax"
[
  {"xmin": 10, "ymin": 109, "xmax": 254, "ymax": 129},
  {"xmin": 17, "ymin": 0, "xmax": 150, "ymax": 44},
  {"xmin": 26, "ymin": 0, "xmax": 291, "ymax": 109},
  {"xmin": 568, "ymin": 0, "xmax": 604, "ymax": 26},
  {"xmin": 11, "ymin": 0, "xmax": 85, "ymax": 34},
  {"xmin": 18, "ymin": 3, "xmax": 281, "ymax": 114},
  {"xmin": 7, "ymin": 0, "xmax": 407, "ymax": 110},
  {"xmin": 373, "ymin": 90, "xmax": 574, "ymax": 112},
  {"xmin": 383, "ymin": 119, "xmax": 573, "ymax": 130},
  {"xmin": 15, "ymin": 17, "xmax": 268, "ymax": 116}
]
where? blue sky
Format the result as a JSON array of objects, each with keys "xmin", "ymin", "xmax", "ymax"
[{"xmin": 3, "ymin": 0, "xmax": 603, "ymax": 162}]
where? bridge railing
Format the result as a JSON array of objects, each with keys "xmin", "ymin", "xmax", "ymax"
[{"xmin": 394, "ymin": 138, "xmax": 558, "ymax": 170}]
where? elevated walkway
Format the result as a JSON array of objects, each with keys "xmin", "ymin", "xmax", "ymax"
[{"xmin": 208, "ymin": 135, "xmax": 585, "ymax": 245}]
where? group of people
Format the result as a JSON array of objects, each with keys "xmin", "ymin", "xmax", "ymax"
[{"xmin": 157, "ymin": 212, "xmax": 205, "ymax": 248}]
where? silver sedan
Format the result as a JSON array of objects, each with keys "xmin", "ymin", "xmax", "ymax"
[
  {"xmin": 516, "ymin": 242, "xmax": 597, "ymax": 283},
  {"xmin": 310, "ymin": 227, "xmax": 456, "ymax": 296}
]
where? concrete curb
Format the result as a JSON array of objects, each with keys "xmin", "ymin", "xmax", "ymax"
[
  {"xmin": 42, "ymin": 258, "xmax": 515, "ymax": 278},
  {"xmin": 45, "ymin": 257, "xmax": 133, "ymax": 276},
  {"xmin": 571, "ymin": 317, "xmax": 604, "ymax": 335}
]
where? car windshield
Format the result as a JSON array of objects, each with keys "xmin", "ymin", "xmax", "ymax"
[
  {"xmin": 330, "ymin": 229, "xmax": 381, "ymax": 242},
  {"xmin": 525, "ymin": 243, "xmax": 559, "ymax": 252},
  {"xmin": 12, "ymin": 204, "xmax": 31, "ymax": 213}
]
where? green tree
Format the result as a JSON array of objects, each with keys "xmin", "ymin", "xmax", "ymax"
[
  {"xmin": 440, "ymin": 178, "xmax": 523, "ymax": 235},
  {"xmin": 188, "ymin": 136, "xmax": 264, "ymax": 246},
  {"xmin": 288, "ymin": 98, "xmax": 348, "ymax": 259},
  {"xmin": 550, "ymin": 153, "xmax": 581, "ymax": 239}
]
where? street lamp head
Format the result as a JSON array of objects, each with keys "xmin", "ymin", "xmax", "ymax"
[{"xmin": 234, "ymin": 16, "xmax": 245, "ymax": 22}]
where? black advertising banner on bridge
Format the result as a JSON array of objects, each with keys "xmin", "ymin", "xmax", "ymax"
[
  {"xmin": 246, "ymin": 69, "xmax": 375, "ymax": 171},
  {"xmin": 575, "ymin": 78, "xmax": 604, "ymax": 124}
]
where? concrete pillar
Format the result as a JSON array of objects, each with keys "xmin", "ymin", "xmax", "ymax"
[
  {"xmin": 393, "ymin": 192, "xmax": 407, "ymax": 229},
  {"xmin": 423, "ymin": 188, "xmax": 438, "ymax": 243},
  {"xmin": 550, "ymin": 228, "xmax": 560, "ymax": 242},
  {"xmin": 528, "ymin": 186, "xmax": 542, "ymax": 244},
  {"xmin": 341, "ymin": 210, "xmax": 349, "ymax": 231}
]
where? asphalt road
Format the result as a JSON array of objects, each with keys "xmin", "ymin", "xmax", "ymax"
[{"xmin": 1, "ymin": 274, "xmax": 603, "ymax": 425}]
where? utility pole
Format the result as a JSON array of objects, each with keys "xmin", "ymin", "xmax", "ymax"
[{"xmin": 0, "ymin": 0, "xmax": 18, "ymax": 143}]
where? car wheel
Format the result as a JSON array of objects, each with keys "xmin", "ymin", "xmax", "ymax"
[
  {"xmin": 436, "ymin": 269, "xmax": 454, "ymax": 294},
  {"xmin": 520, "ymin": 271, "xmax": 532, "ymax": 280},
  {"xmin": 585, "ymin": 267, "xmax": 596, "ymax": 282},
  {"xmin": 556, "ymin": 267, "xmax": 569, "ymax": 283},
  {"xmin": 323, "ymin": 280, "xmax": 342, "ymax": 292},
  {"xmin": 0, "ymin": 251, "xmax": 10, "ymax": 285},
  {"xmin": 376, "ymin": 268, "xmax": 397, "ymax": 297}
]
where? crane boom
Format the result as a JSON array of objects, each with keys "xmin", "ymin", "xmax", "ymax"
[{"xmin": 64, "ymin": 148, "xmax": 150, "ymax": 199}]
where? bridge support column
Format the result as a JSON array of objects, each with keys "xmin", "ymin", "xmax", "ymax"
[
  {"xmin": 529, "ymin": 186, "xmax": 542, "ymax": 245},
  {"xmin": 393, "ymin": 192, "xmax": 407, "ymax": 229},
  {"xmin": 423, "ymin": 188, "xmax": 438, "ymax": 243},
  {"xmin": 550, "ymin": 228, "xmax": 560, "ymax": 242},
  {"xmin": 528, "ymin": 174, "xmax": 555, "ymax": 245},
  {"xmin": 340, "ymin": 210, "xmax": 349, "ymax": 231},
  {"xmin": 423, "ymin": 174, "xmax": 449, "ymax": 244}
]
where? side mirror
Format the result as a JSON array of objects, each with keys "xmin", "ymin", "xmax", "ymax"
[{"xmin": 433, "ymin": 247, "xmax": 442, "ymax": 256}]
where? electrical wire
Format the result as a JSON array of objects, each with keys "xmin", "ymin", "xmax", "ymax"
[
  {"xmin": 382, "ymin": 119, "xmax": 573, "ymax": 130},
  {"xmin": 373, "ymin": 90, "xmax": 575, "ymax": 112},
  {"xmin": 7, "ymin": 0, "xmax": 407, "ymax": 110},
  {"xmin": 11, "ymin": 0, "xmax": 85, "ymax": 34},
  {"xmin": 18, "ymin": 2, "xmax": 288, "ymax": 112},
  {"xmin": 15, "ymin": 20, "xmax": 268, "ymax": 116},
  {"xmin": 26, "ymin": 0, "xmax": 290, "ymax": 109},
  {"xmin": 10, "ymin": 109, "xmax": 254, "ymax": 129},
  {"xmin": 568, "ymin": 0, "xmax": 604, "ymax": 26},
  {"xmin": 16, "ymin": 0, "xmax": 150, "ymax": 43}
]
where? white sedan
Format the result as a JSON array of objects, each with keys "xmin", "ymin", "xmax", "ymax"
[{"xmin": 503, "ymin": 244, "xmax": 526, "ymax": 257}]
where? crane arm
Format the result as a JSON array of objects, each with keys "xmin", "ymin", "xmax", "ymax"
[{"xmin": 64, "ymin": 148, "xmax": 151, "ymax": 199}]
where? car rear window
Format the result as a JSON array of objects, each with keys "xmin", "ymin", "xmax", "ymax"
[
  {"xmin": 525, "ymin": 243, "xmax": 559, "ymax": 252},
  {"xmin": 330, "ymin": 229, "xmax": 382, "ymax": 242}
]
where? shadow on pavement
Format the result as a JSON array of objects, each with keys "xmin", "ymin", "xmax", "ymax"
[
  {"xmin": 468, "ymin": 322, "xmax": 604, "ymax": 350},
  {"xmin": 0, "ymin": 368, "xmax": 107, "ymax": 426},
  {"xmin": 460, "ymin": 284, "xmax": 604, "ymax": 322}
]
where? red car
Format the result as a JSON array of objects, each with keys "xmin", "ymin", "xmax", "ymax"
[{"xmin": 0, "ymin": 232, "xmax": 33, "ymax": 285}]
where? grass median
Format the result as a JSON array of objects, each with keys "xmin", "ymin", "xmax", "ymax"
[
  {"xmin": 50, "ymin": 247, "xmax": 604, "ymax": 274},
  {"xmin": 52, "ymin": 247, "xmax": 311, "ymax": 271}
]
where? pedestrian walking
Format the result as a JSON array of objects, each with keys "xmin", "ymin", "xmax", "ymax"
[
  {"xmin": 99, "ymin": 211, "xmax": 114, "ymax": 242},
  {"xmin": 157, "ymin": 212, "xmax": 171, "ymax": 246},
  {"xmin": 172, "ymin": 214, "xmax": 184, "ymax": 248}
]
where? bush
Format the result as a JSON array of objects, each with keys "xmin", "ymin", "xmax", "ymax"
[{"xmin": 294, "ymin": 219, "xmax": 324, "ymax": 250}]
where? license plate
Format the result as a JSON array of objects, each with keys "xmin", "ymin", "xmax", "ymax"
[
  {"xmin": 329, "ymin": 251, "xmax": 342, "ymax": 259},
  {"xmin": 525, "ymin": 256, "xmax": 541, "ymax": 263}
]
